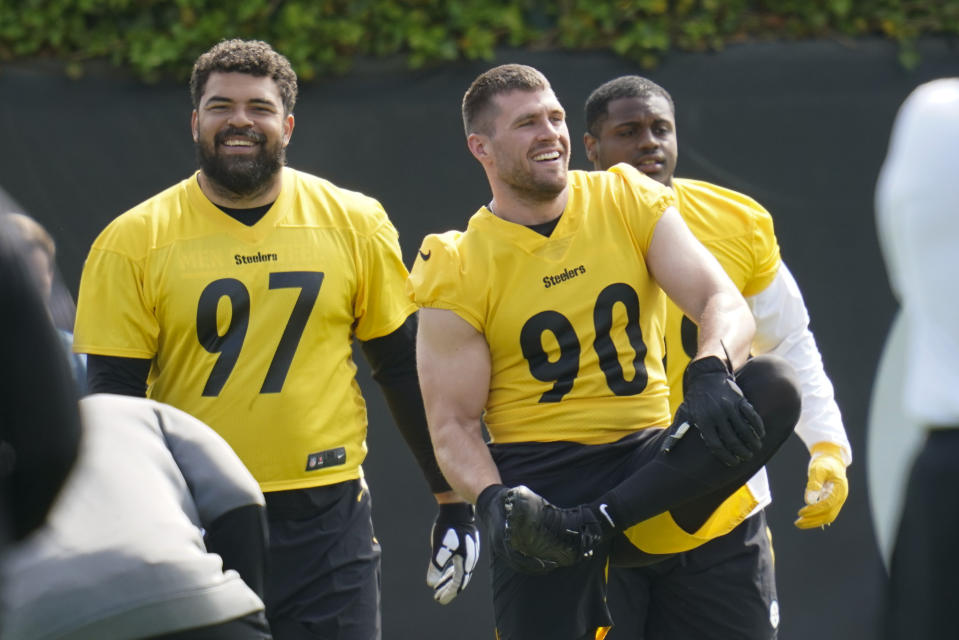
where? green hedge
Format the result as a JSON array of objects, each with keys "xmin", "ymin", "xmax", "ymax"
[{"xmin": 1, "ymin": 1, "xmax": 955, "ymax": 81}]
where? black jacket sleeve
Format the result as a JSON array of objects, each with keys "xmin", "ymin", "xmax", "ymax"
[
  {"xmin": 359, "ymin": 313, "xmax": 451, "ymax": 494},
  {"xmin": 86, "ymin": 354, "xmax": 151, "ymax": 397},
  {"xmin": 204, "ymin": 504, "xmax": 270, "ymax": 599}
]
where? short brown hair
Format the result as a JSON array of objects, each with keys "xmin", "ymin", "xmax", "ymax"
[
  {"xmin": 190, "ymin": 39, "xmax": 298, "ymax": 115},
  {"xmin": 462, "ymin": 64, "xmax": 551, "ymax": 136}
]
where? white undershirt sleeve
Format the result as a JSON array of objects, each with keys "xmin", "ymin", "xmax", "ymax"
[{"xmin": 747, "ymin": 263, "xmax": 852, "ymax": 464}]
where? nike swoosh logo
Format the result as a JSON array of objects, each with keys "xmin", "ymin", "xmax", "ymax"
[
  {"xmin": 598, "ymin": 504, "xmax": 616, "ymax": 528},
  {"xmin": 419, "ymin": 249, "xmax": 432, "ymax": 261}
]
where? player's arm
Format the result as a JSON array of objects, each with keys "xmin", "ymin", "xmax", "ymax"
[
  {"xmin": 203, "ymin": 504, "xmax": 269, "ymax": 599},
  {"xmin": 74, "ymin": 239, "xmax": 157, "ymax": 396},
  {"xmin": 647, "ymin": 206, "xmax": 765, "ymax": 466},
  {"xmin": 749, "ymin": 263, "xmax": 850, "ymax": 455},
  {"xmin": 416, "ymin": 307, "xmax": 500, "ymax": 503},
  {"xmin": 646, "ymin": 205, "xmax": 755, "ymax": 367},
  {"xmin": 359, "ymin": 312, "xmax": 454, "ymax": 497},
  {"xmin": 362, "ymin": 310, "xmax": 480, "ymax": 604},
  {"xmin": 747, "ymin": 262, "xmax": 852, "ymax": 527},
  {"xmin": 417, "ymin": 309, "xmax": 552, "ymax": 577},
  {"xmin": 86, "ymin": 354, "xmax": 151, "ymax": 396}
]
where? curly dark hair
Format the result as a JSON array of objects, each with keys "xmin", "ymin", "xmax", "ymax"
[
  {"xmin": 190, "ymin": 39, "xmax": 298, "ymax": 115},
  {"xmin": 584, "ymin": 76, "xmax": 674, "ymax": 136},
  {"xmin": 462, "ymin": 64, "xmax": 551, "ymax": 136}
]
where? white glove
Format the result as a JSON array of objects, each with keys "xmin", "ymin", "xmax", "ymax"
[{"xmin": 426, "ymin": 502, "xmax": 479, "ymax": 604}]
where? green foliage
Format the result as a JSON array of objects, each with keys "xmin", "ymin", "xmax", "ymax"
[{"xmin": 0, "ymin": 0, "xmax": 954, "ymax": 80}]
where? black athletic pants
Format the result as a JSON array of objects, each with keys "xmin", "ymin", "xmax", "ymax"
[{"xmin": 883, "ymin": 428, "xmax": 959, "ymax": 640}]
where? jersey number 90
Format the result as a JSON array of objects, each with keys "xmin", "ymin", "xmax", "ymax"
[{"xmin": 520, "ymin": 282, "xmax": 648, "ymax": 402}]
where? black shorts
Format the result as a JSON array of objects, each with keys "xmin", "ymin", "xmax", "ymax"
[
  {"xmin": 263, "ymin": 478, "xmax": 382, "ymax": 640},
  {"xmin": 884, "ymin": 429, "xmax": 959, "ymax": 640},
  {"xmin": 489, "ymin": 429, "xmax": 667, "ymax": 640},
  {"xmin": 605, "ymin": 510, "xmax": 778, "ymax": 639},
  {"xmin": 488, "ymin": 354, "xmax": 798, "ymax": 640}
]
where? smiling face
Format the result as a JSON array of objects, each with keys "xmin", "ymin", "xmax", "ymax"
[
  {"xmin": 471, "ymin": 88, "xmax": 570, "ymax": 203},
  {"xmin": 584, "ymin": 93, "xmax": 678, "ymax": 186},
  {"xmin": 191, "ymin": 71, "xmax": 294, "ymax": 199}
]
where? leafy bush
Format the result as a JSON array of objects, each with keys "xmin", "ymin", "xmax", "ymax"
[{"xmin": 0, "ymin": 0, "xmax": 954, "ymax": 81}]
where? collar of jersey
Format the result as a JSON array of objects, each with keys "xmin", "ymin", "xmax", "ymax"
[
  {"xmin": 187, "ymin": 167, "xmax": 294, "ymax": 243},
  {"xmin": 472, "ymin": 178, "xmax": 583, "ymax": 253}
]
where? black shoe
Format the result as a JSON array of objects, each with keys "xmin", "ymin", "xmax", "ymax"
[{"xmin": 504, "ymin": 485, "xmax": 606, "ymax": 567}]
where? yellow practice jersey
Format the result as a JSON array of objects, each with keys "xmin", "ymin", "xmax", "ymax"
[
  {"xmin": 74, "ymin": 168, "xmax": 416, "ymax": 492},
  {"xmin": 664, "ymin": 178, "xmax": 781, "ymax": 412},
  {"xmin": 409, "ymin": 165, "xmax": 676, "ymax": 445},
  {"xmin": 620, "ymin": 179, "xmax": 783, "ymax": 553}
]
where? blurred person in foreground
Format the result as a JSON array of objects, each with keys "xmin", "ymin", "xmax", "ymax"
[
  {"xmin": 1, "ymin": 212, "xmax": 87, "ymax": 394},
  {"xmin": 876, "ymin": 77, "xmax": 959, "ymax": 640},
  {"xmin": 583, "ymin": 75, "xmax": 851, "ymax": 639},
  {"xmin": 0, "ymin": 216, "xmax": 80, "ymax": 555},
  {"xmin": 408, "ymin": 63, "xmax": 802, "ymax": 639},
  {"xmin": 0, "ymin": 393, "xmax": 273, "ymax": 640},
  {"xmin": 2, "ymin": 214, "xmax": 271, "ymax": 640},
  {"xmin": 72, "ymin": 38, "xmax": 473, "ymax": 639}
]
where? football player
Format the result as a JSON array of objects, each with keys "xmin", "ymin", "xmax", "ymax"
[
  {"xmin": 583, "ymin": 75, "xmax": 851, "ymax": 640},
  {"xmin": 73, "ymin": 39, "xmax": 475, "ymax": 639},
  {"xmin": 409, "ymin": 64, "xmax": 802, "ymax": 640}
]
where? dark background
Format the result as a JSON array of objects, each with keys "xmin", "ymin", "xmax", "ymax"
[{"xmin": 2, "ymin": 37, "xmax": 957, "ymax": 639}]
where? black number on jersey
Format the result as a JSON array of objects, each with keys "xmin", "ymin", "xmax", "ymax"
[
  {"xmin": 521, "ymin": 310, "xmax": 580, "ymax": 402},
  {"xmin": 594, "ymin": 283, "xmax": 648, "ymax": 395},
  {"xmin": 662, "ymin": 314, "xmax": 698, "ymax": 373},
  {"xmin": 520, "ymin": 282, "xmax": 648, "ymax": 402},
  {"xmin": 680, "ymin": 314, "xmax": 698, "ymax": 358},
  {"xmin": 196, "ymin": 278, "xmax": 250, "ymax": 397},
  {"xmin": 262, "ymin": 271, "xmax": 324, "ymax": 392},
  {"xmin": 196, "ymin": 271, "xmax": 324, "ymax": 396}
]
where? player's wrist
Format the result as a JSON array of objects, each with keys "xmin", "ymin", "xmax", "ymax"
[
  {"xmin": 433, "ymin": 489, "xmax": 464, "ymax": 504},
  {"xmin": 682, "ymin": 355, "xmax": 730, "ymax": 392},
  {"xmin": 437, "ymin": 501, "xmax": 475, "ymax": 523},
  {"xmin": 810, "ymin": 441, "xmax": 848, "ymax": 464}
]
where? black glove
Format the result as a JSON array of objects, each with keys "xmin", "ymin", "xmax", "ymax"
[
  {"xmin": 476, "ymin": 484, "xmax": 557, "ymax": 575},
  {"xmin": 426, "ymin": 502, "xmax": 480, "ymax": 604},
  {"xmin": 679, "ymin": 356, "xmax": 765, "ymax": 466}
]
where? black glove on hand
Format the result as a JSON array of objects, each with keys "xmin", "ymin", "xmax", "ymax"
[
  {"xmin": 476, "ymin": 484, "xmax": 557, "ymax": 575},
  {"xmin": 426, "ymin": 502, "xmax": 480, "ymax": 605},
  {"xmin": 679, "ymin": 355, "xmax": 765, "ymax": 466}
]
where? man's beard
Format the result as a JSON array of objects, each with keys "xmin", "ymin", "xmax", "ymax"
[
  {"xmin": 196, "ymin": 127, "xmax": 285, "ymax": 198},
  {"xmin": 495, "ymin": 145, "xmax": 568, "ymax": 203},
  {"xmin": 501, "ymin": 163, "xmax": 567, "ymax": 203}
]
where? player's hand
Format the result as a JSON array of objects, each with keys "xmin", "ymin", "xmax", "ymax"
[
  {"xmin": 679, "ymin": 356, "xmax": 765, "ymax": 466},
  {"xmin": 795, "ymin": 442, "xmax": 849, "ymax": 529},
  {"xmin": 426, "ymin": 502, "xmax": 480, "ymax": 604},
  {"xmin": 476, "ymin": 484, "xmax": 557, "ymax": 575}
]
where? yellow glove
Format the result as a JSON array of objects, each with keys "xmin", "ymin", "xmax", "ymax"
[{"xmin": 794, "ymin": 442, "xmax": 849, "ymax": 529}]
